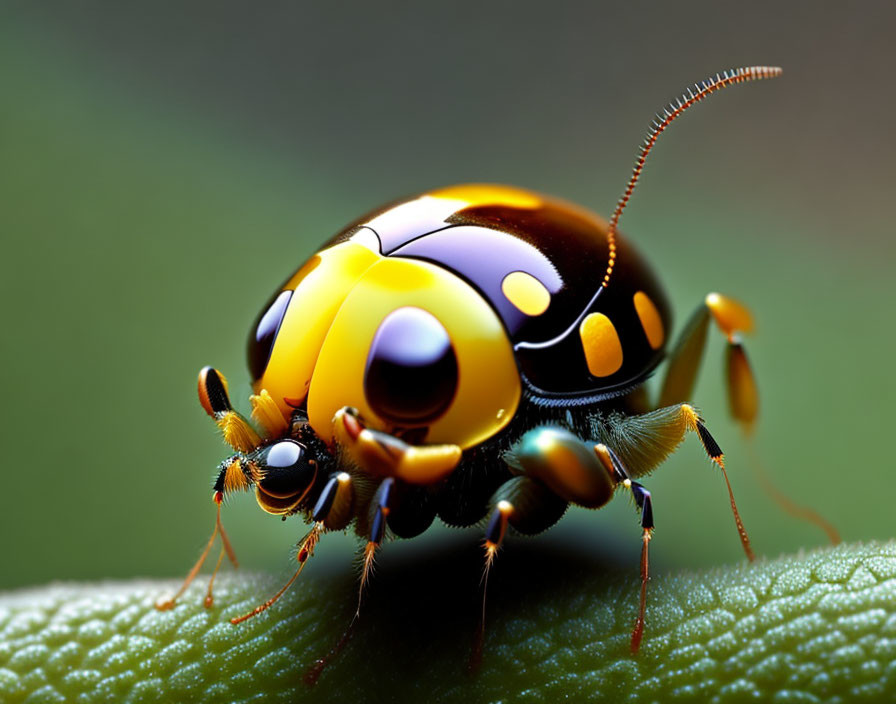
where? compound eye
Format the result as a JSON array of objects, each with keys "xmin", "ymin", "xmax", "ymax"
[
  {"xmin": 248, "ymin": 290, "xmax": 292, "ymax": 381},
  {"xmin": 253, "ymin": 440, "xmax": 314, "ymax": 499},
  {"xmin": 364, "ymin": 307, "xmax": 459, "ymax": 426}
]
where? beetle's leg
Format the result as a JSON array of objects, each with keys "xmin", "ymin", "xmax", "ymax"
[
  {"xmin": 725, "ymin": 313, "xmax": 838, "ymax": 543},
  {"xmin": 198, "ymin": 366, "xmax": 263, "ymax": 452},
  {"xmin": 655, "ymin": 298, "xmax": 710, "ymax": 408},
  {"xmin": 155, "ymin": 492, "xmax": 224, "ymax": 611},
  {"xmin": 508, "ymin": 426, "xmax": 616, "ymax": 509},
  {"xmin": 231, "ymin": 521, "xmax": 324, "ymax": 624},
  {"xmin": 472, "ymin": 498, "xmax": 512, "ymax": 672},
  {"xmin": 593, "ymin": 404, "xmax": 754, "ymax": 561},
  {"xmin": 386, "ymin": 482, "xmax": 439, "ymax": 539},
  {"xmin": 500, "ymin": 430, "xmax": 658, "ymax": 654},
  {"xmin": 474, "ymin": 472, "xmax": 569, "ymax": 669},
  {"xmin": 310, "ymin": 472, "xmax": 355, "ymax": 531},
  {"xmin": 163, "ymin": 372, "xmax": 304, "ymax": 614},
  {"xmin": 230, "ymin": 457, "xmax": 344, "ymax": 625},
  {"xmin": 656, "ymin": 295, "xmax": 838, "ymax": 543},
  {"xmin": 302, "ymin": 476, "xmax": 388, "ymax": 685},
  {"xmin": 356, "ymin": 478, "xmax": 395, "ymax": 615},
  {"xmin": 745, "ymin": 444, "xmax": 840, "ymax": 544},
  {"xmin": 333, "ymin": 407, "xmax": 462, "ymax": 485},
  {"xmin": 155, "ymin": 457, "xmax": 254, "ymax": 611},
  {"xmin": 594, "ymin": 444, "xmax": 654, "ymax": 653},
  {"xmin": 657, "ymin": 293, "xmax": 756, "ymax": 420}
]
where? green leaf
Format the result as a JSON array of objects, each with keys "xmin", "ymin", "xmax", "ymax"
[{"xmin": 3, "ymin": 541, "xmax": 896, "ymax": 703}]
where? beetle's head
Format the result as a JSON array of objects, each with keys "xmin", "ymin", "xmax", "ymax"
[{"xmin": 249, "ymin": 439, "xmax": 319, "ymax": 516}]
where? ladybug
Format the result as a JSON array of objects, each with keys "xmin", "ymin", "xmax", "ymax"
[{"xmin": 158, "ymin": 65, "xmax": 827, "ymax": 655}]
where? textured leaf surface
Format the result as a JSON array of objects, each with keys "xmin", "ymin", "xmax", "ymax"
[{"xmin": 3, "ymin": 542, "xmax": 896, "ymax": 703}]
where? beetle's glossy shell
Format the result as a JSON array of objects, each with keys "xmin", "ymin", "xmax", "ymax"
[{"xmin": 248, "ymin": 184, "xmax": 671, "ymax": 449}]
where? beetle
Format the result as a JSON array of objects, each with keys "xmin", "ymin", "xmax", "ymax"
[{"xmin": 158, "ymin": 65, "xmax": 826, "ymax": 654}]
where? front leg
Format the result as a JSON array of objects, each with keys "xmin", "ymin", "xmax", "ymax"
[
  {"xmin": 159, "ymin": 368, "xmax": 323, "ymax": 612},
  {"xmin": 157, "ymin": 365, "xmax": 262, "ymax": 612},
  {"xmin": 332, "ymin": 407, "xmax": 462, "ymax": 484}
]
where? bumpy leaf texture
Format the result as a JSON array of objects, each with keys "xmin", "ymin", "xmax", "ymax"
[{"xmin": 2, "ymin": 541, "xmax": 896, "ymax": 703}]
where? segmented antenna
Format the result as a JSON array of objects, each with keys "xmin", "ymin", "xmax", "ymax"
[{"xmin": 602, "ymin": 65, "xmax": 782, "ymax": 288}]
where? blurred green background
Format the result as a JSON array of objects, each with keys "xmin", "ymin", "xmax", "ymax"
[{"xmin": 1, "ymin": 1, "xmax": 894, "ymax": 591}]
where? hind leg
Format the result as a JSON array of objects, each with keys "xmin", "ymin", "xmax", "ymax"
[
  {"xmin": 592, "ymin": 404, "xmax": 754, "ymax": 561},
  {"xmin": 658, "ymin": 292, "xmax": 758, "ymax": 426},
  {"xmin": 655, "ymin": 293, "xmax": 838, "ymax": 543}
]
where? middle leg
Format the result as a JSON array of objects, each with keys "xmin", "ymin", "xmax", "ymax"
[
  {"xmin": 486, "ymin": 426, "xmax": 659, "ymax": 653},
  {"xmin": 657, "ymin": 294, "xmax": 838, "ymax": 543}
]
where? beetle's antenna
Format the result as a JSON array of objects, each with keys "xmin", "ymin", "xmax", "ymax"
[{"xmin": 603, "ymin": 66, "xmax": 782, "ymax": 289}]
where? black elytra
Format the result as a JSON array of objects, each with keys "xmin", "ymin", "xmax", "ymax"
[{"xmin": 328, "ymin": 195, "xmax": 672, "ymax": 407}]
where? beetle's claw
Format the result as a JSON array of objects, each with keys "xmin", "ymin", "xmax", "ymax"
[
  {"xmin": 333, "ymin": 406, "xmax": 363, "ymax": 443},
  {"xmin": 333, "ymin": 407, "xmax": 461, "ymax": 485}
]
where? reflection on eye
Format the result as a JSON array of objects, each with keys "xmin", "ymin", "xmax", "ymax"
[
  {"xmin": 254, "ymin": 440, "xmax": 311, "ymax": 498},
  {"xmin": 364, "ymin": 307, "xmax": 458, "ymax": 425}
]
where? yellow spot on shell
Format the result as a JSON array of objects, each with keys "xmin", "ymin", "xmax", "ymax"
[
  {"xmin": 579, "ymin": 313, "xmax": 623, "ymax": 377},
  {"xmin": 428, "ymin": 184, "xmax": 542, "ymax": 210},
  {"xmin": 501, "ymin": 271, "xmax": 551, "ymax": 316},
  {"xmin": 633, "ymin": 291, "xmax": 664, "ymax": 349}
]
